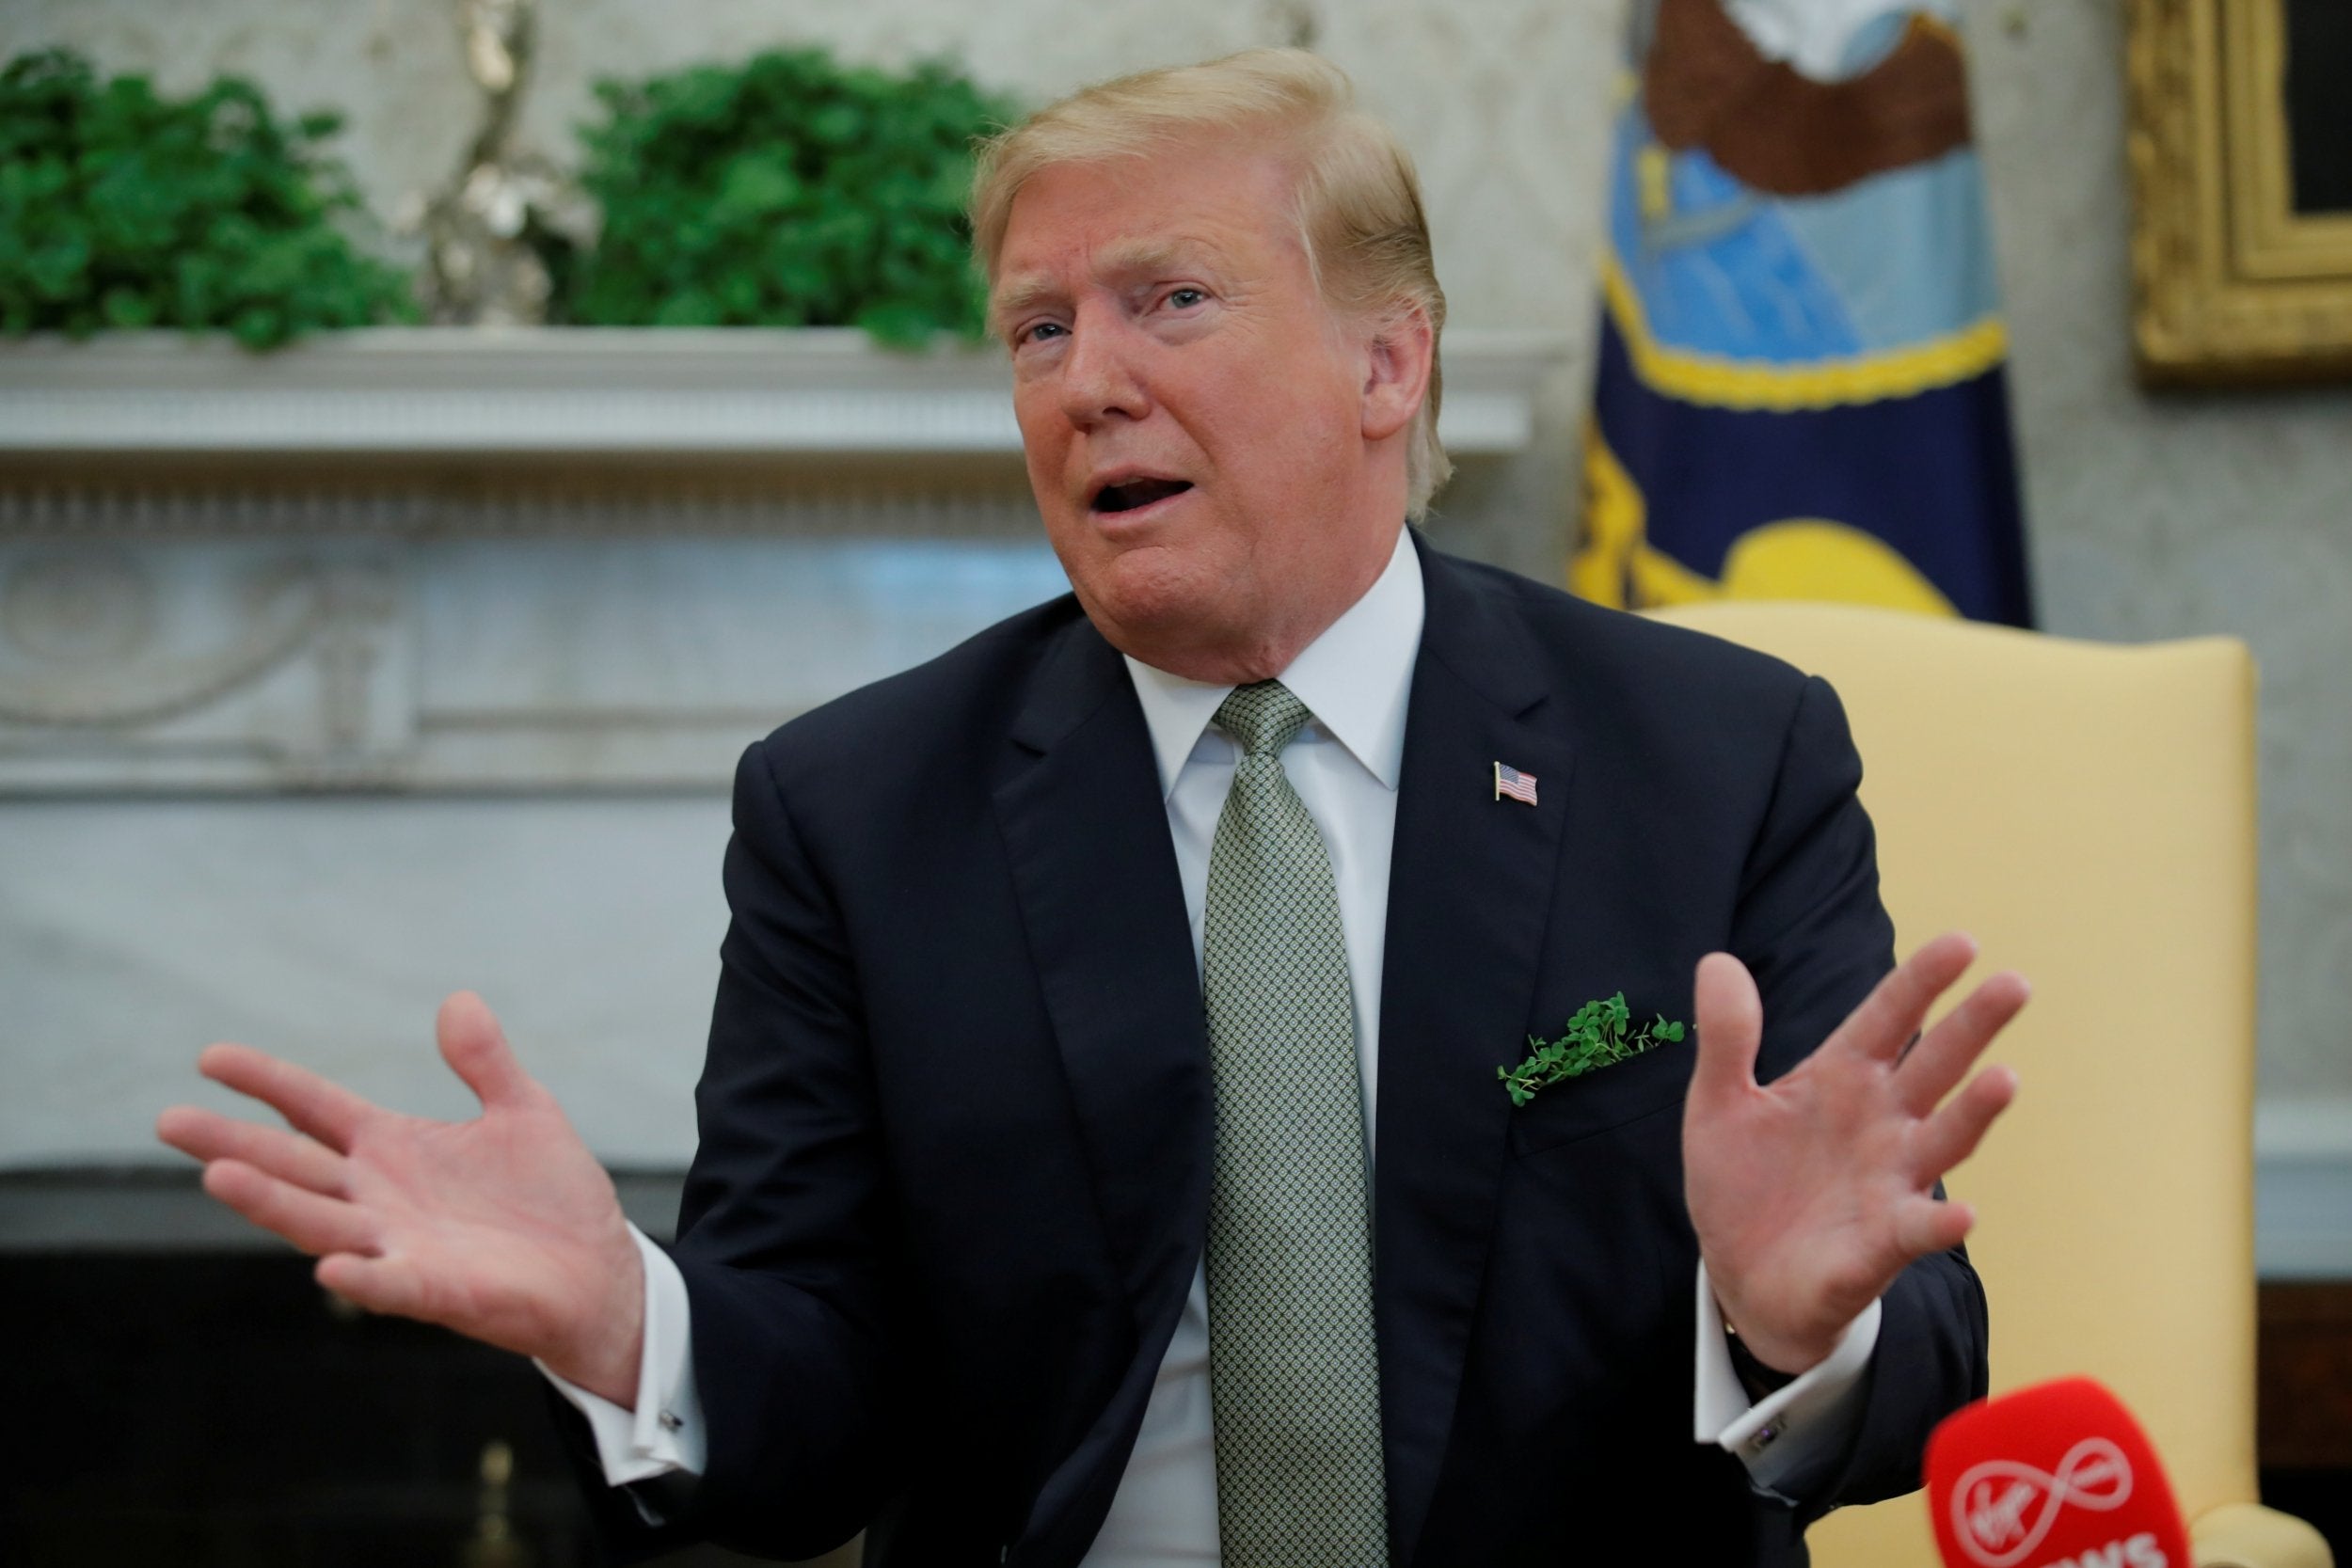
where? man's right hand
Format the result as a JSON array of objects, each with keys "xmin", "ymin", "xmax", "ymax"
[{"xmin": 155, "ymin": 991, "xmax": 647, "ymax": 1406}]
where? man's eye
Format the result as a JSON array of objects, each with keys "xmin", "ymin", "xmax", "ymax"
[
  {"xmin": 1165, "ymin": 288, "xmax": 1206, "ymax": 309},
  {"xmin": 1018, "ymin": 321, "xmax": 1066, "ymax": 345}
]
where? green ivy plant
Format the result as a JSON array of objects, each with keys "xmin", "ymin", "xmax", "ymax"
[
  {"xmin": 0, "ymin": 49, "xmax": 417, "ymax": 349},
  {"xmin": 1499, "ymin": 993, "xmax": 1688, "ymax": 1107},
  {"xmin": 565, "ymin": 49, "xmax": 1018, "ymax": 344}
]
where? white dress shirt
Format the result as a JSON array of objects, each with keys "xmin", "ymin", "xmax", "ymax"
[{"xmin": 548, "ymin": 526, "xmax": 1881, "ymax": 1556}]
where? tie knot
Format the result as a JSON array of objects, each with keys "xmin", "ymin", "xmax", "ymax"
[{"xmin": 1215, "ymin": 679, "xmax": 1314, "ymax": 758}]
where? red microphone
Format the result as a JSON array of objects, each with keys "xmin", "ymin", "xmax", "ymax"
[{"xmin": 1924, "ymin": 1376, "xmax": 2192, "ymax": 1568}]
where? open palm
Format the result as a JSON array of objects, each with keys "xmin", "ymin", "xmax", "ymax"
[
  {"xmin": 1683, "ymin": 933, "xmax": 2026, "ymax": 1375},
  {"xmin": 156, "ymin": 991, "xmax": 645, "ymax": 1403}
]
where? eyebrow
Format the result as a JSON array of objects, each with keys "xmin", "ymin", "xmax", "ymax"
[{"xmin": 989, "ymin": 238, "xmax": 1223, "ymax": 339}]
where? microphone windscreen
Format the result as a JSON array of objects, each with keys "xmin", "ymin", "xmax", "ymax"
[{"xmin": 1923, "ymin": 1376, "xmax": 2191, "ymax": 1568}]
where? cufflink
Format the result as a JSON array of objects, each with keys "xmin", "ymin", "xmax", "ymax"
[
  {"xmin": 1750, "ymin": 1423, "xmax": 1780, "ymax": 1449},
  {"xmin": 658, "ymin": 1408, "xmax": 684, "ymax": 1432}
]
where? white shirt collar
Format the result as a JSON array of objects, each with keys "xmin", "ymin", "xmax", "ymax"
[{"xmin": 1122, "ymin": 526, "xmax": 1424, "ymax": 800}]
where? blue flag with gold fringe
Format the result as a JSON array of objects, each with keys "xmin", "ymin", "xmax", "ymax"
[{"xmin": 1575, "ymin": 0, "xmax": 2031, "ymax": 625}]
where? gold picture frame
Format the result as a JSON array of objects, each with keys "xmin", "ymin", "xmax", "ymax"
[{"xmin": 2129, "ymin": 0, "xmax": 2352, "ymax": 384}]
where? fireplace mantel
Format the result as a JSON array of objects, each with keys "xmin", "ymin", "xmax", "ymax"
[
  {"xmin": 0, "ymin": 325, "xmax": 1582, "ymax": 793},
  {"xmin": 0, "ymin": 325, "xmax": 1566, "ymax": 460},
  {"xmin": 0, "ymin": 325, "xmax": 1586, "ymax": 1175}
]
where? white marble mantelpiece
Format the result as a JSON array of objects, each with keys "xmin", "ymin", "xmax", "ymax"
[
  {"xmin": 0, "ymin": 326, "xmax": 1564, "ymax": 457},
  {"xmin": 0, "ymin": 327, "xmax": 1585, "ymax": 793},
  {"xmin": 0, "ymin": 325, "xmax": 1584, "ymax": 1177}
]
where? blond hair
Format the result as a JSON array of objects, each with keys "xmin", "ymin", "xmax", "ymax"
[{"xmin": 970, "ymin": 49, "xmax": 1453, "ymax": 519}]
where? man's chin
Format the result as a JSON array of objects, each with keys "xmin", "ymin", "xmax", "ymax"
[{"xmin": 1069, "ymin": 553, "xmax": 1250, "ymax": 671}]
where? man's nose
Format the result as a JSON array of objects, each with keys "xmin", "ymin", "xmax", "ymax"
[{"xmin": 1057, "ymin": 314, "xmax": 1152, "ymax": 427}]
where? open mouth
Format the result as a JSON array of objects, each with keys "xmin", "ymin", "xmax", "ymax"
[{"xmin": 1089, "ymin": 478, "xmax": 1194, "ymax": 515}]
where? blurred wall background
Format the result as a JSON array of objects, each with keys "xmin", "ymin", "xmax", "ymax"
[{"xmin": 2, "ymin": 0, "xmax": 2346, "ymax": 1215}]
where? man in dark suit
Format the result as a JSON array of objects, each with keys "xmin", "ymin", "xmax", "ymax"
[{"xmin": 159, "ymin": 49, "xmax": 2025, "ymax": 1568}]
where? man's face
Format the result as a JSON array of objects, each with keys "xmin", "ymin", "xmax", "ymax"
[{"xmin": 991, "ymin": 139, "xmax": 1411, "ymax": 680}]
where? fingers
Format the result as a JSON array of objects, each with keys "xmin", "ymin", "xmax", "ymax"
[
  {"xmin": 1909, "ymin": 1063, "xmax": 2020, "ymax": 1183},
  {"xmin": 1824, "ymin": 932, "xmax": 1980, "ymax": 1066},
  {"xmin": 1688, "ymin": 952, "xmax": 1764, "ymax": 1110},
  {"xmin": 198, "ymin": 1042, "xmax": 376, "ymax": 1151},
  {"xmin": 202, "ymin": 1159, "xmax": 378, "ymax": 1258},
  {"xmin": 1895, "ymin": 1192, "xmax": 1977, "ymax": 1259},
  {"xmin": 437, "ymin": 991, "xmax": 538, "ymax": 1115},
  {"xmin": 155, "ymin": 1105, "xmax": 347, "ymax": 1196},
  {"xmin": 1895, "ymin": 970, "xmax": 2030, "ymax": 1117},
  {"xmin": 315, "ymin": 1253, "xmax": 431, "ymax": 1323}
]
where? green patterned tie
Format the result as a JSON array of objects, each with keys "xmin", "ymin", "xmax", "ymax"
[{"xmin": 1202, "ymin": 679, "xmax": 1389, "ymax": 1567}]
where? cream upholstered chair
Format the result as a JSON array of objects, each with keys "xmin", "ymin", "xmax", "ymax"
[{"xmin": 1643, "ymin": 603, "xmax": 2330, "ymax": 1568}]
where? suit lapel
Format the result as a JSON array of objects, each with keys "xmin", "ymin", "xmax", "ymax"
[
  {"xmin": 1376, "ymin": 542, "xmax": 1576, "ymax": 1563},
  {"xmin": 993, "ymin": 617, "xmax": 1213, "ymax": 1337}
]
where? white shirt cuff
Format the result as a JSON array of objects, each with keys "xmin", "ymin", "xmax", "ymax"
[
  {"xmin": 1692, "ymin": 1260, "xmax": 1880, "ymax": 1493},
  {"xmin": 537, "ymin": 1224, "xmax": 708, "ymax": 1485}
]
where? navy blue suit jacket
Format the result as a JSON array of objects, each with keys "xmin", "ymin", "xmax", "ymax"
[{"xmin": 586, "ymin": 535, "xmax": 1988, "ymax": 1566}]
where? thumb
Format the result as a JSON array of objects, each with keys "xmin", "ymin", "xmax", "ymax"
[
  {"xmin": 1689, "ymin": 951, "xmax": 1763, "ymax": 1110},
  {"xmin": 437, "ymin": 991, "xmax": 536, "ymax": 1114}
]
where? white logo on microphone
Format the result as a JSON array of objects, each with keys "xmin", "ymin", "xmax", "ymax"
[{"xmin": 1950, "ymin": 1438, "xmax": 2134, "ymax": 1568}]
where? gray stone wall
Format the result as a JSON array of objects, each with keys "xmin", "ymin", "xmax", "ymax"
[{"xmin": 1964, "ymin": 2, "xmax": 2352, "ymax": 1115}]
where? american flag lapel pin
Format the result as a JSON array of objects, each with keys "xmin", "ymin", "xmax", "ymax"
[{"xmin": 1493, "ymin": 761, "xmax": 1538, "ymax": 806}]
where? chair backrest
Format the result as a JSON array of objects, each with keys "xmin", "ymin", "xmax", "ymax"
[{"xmin": 1645, "ymin": 602, "xmax": 2260, "ymax": 1566}]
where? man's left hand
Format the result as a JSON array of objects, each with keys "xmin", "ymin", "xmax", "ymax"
[{"xmin": 1684, "ymin": 933, "xmax": 2026, "ymax": 1376}]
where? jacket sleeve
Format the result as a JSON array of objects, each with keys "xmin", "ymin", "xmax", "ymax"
[
  {"xmin": 1727, "ymin": 673, "xmax": 1991, "ymax": 1520},
  {"xmin": 568, "ymin": 735, "xmax": 911, "ymax": 1563}
]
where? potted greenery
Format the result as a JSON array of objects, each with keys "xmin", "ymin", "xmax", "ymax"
[
  {"xmin": 563, "ymin": 48, "xmax": 1019, "ymax": 345},
  {"xmin": 0, "ymin": 48, "xmax": 415, "ymax": 349},
  {"xmin": 0, "ymin": 40, "xmax": 1041, "ymax": 454},
  {"xmin": 0, "ymin": 40, "xmax": 1557, "ymax": 473}
]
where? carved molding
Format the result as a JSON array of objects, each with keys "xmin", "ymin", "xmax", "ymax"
[
  {"xmin": 0, "ymin": 326, "xmax": 1569, "ymax": 457},
  {"xmin": 0, "ymin": 489, "xmax": 1049, "ymax": 541},
  {"xmin": 0, "ymin": 543, "xmax": 410, "ymax": 789},
  {"xmin": 0, "ymin": 553, "xmax": 326, "ymax": 727}
]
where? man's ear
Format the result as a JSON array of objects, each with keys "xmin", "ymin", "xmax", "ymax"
[{"xmin": 1359, "ymin": 304, "xmax": 1435, "ymax": 444}]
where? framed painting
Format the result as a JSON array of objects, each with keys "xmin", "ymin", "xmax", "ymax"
[{"xmin": 2129, "ymin": 0, "xmax": 2352, "ymax": 384}]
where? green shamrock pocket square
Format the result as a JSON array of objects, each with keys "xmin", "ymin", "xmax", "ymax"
[{"xmin": 1499, "ymin": 992, "xmax": 1687, "ymax": 1108}]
